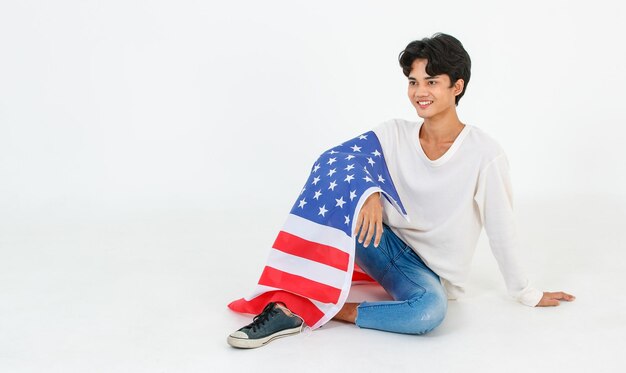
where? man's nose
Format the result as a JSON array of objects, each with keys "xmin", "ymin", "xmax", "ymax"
[{"xmin": 413, "ymin": 84, "xmax": 429, "ymax": 97}]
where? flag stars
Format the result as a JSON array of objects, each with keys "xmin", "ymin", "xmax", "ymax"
[
  {"xmin": 289, "ymin": 132, "xmax": 402, "ymax": 235},
  {"xmin": 298, "ymin": 198, "xmax": 307, "ymax": 208},
  {"xmin": 313, "ymin": 190, "xmax": 322, "ymax": 200},
  {"xmin": 335, "ymin": 196, "xmax": 346, "ymax": 208},
  {"xmin": 318, "ymin": 205, "xmax": 328, "ymax": 217}
]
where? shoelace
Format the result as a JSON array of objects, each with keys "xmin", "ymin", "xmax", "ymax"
[{"xmin": 246, "ymin": 302, "xmax": 280, "ymax": 333}]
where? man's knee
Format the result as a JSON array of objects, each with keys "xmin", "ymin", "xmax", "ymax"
[{"xmin": 404, "ymin": 291, "xmax": 448, "ymax": 335}]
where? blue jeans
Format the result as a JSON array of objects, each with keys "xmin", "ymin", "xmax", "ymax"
[{"xmin": 354, "ymin": 224, "xmax": 448, "ymax": 334}]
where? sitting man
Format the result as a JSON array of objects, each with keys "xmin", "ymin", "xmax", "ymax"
[{"xmin": 227, "ymin": 33, "xmax": 575, "ymax": 349}]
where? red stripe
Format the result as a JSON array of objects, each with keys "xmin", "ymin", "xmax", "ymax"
[
  {"xmin": 351, "ymin": 270, "xmax": 376, "ymax": 283},
  {"xmin": 228, "ymin": 291, "xmax": 325, "ymax": 327},
  {"xmin": 272, "ymin": 231, "xmax": 349, "ymax": 271},
  {"xmin": 353, "ymin": 263, "xmax": 376, "ymax": 282},
  {"xmin": 258, "ymin": 266, "xmax": 342, "ymax": 304}
]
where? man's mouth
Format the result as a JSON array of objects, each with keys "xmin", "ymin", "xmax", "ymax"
[{"xmin": 417, "ymin": 100, "xmax": 433, "ymax": 108}]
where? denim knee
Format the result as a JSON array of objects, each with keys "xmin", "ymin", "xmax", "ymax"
[{"xmin": 405, "ymin": 291, "xmax": 448, "ymax": 335}]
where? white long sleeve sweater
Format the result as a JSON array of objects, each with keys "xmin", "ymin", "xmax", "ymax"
[{"xmin": 373, "ymin": 118, "xmax": 543, "ymax": 307}]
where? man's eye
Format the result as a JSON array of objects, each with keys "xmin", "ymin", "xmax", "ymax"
[
  {"xmin": 428, "ymin": 81, "xmax": 436, "ymax": 85},
  {"xmin": 409, "ymin": 81, "xmax": 415, "ymax": 85}
]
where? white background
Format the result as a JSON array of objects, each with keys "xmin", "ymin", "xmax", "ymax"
[{"xmin": 1, "ymin": 1, "xmax": 625, "ymax": 372}]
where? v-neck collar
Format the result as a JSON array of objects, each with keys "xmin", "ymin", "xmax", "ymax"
[{"xmin": 413, "ymin": 121, "xmax": 471, "ymax": 167}]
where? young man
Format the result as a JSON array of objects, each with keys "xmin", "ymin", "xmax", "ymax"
[{"xmin": 227, "ymin": 33, "xmax": 575, "ymax": 348}]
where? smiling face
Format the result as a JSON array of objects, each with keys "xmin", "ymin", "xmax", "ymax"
[{"xmin": 408, "ymin": 58, "xmax": 464, "ymax": 121}]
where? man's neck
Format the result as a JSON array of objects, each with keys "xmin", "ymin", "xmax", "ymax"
[{"xmin": 420, "ymin": 110, "xmax": 464, "ymax": 144}]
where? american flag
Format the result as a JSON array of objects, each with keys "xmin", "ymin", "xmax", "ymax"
[{"xmin": 228, "ymin": 131, "xmax": 408, "ymax": 329}]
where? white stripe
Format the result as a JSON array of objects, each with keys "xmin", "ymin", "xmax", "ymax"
[
  {"xmin": 282, "ymin": 214, "xmax": 353, "ymax": 253},
  {"xmin": 243, "ymin": 285, "xmax": 285, "ymax": 301},
  {"xmin": 308, "ymin": 298, "xmax": 338, "ymax": 310},
  {"xmin": 265, "ymin": 248, "xmax": 347, "ymax": 289}
]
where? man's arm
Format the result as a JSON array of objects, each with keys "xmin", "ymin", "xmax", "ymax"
[{"xmin": 475, "ymin": 154, "xmax": 575, "ymax": 307}]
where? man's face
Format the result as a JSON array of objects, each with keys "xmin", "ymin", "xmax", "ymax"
[{"xmin": 407, "ymin": 58, "xmax": 464, "ymax": 120}]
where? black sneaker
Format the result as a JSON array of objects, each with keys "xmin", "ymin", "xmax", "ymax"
[{"xmin": 227, "ymin": 302, "xmax": 304, "ymax": 349}]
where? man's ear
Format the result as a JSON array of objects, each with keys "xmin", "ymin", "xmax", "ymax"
[{"xmin": 453, "ymin": 79, "xmax": 465, "ymax": 96}]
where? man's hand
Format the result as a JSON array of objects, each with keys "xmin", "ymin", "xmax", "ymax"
[
  {"xmin": 354, "ymin": 192, "xmax": 383, "ymax": 248},
  {"xmin": 536, "ymin": 291, "xmax": 576, "ymax": 307}
]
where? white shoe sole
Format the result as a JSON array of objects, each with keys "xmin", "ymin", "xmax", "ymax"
[{"xmin": 227, "ymin": 325, "xmax": 303, "ymax": 349}]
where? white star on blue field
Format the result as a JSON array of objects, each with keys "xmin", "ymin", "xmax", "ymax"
[{"xmin": 290, "ymin": 131, "xmax": 406, "ymax": 236}]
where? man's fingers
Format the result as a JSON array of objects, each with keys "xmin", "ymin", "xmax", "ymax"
[
  {"xmin": 363, "ymin": 220, "xmax": 376, "ymax": 247},
  {"xmin": 355, "ymin": 212, "xmax": 366, "ymax": 244},
  {"xmin": 560, "ymin": 292, "xmax": 576, "ymax": 301},
  {"xmin": 357, "ymin": 216, "xmax": 369, "ymax": 244},
  {"xmin": 374, "ymin": 220, "xmax": 383, "ymax": 247},
  {"xmin": 538, "ymin": 291, "xmax": 578, "ymax": 307},
  {"xmin": 357, "ymin": 224, "xmax": 366, "ymax": 244},
  {"xmin": 354, "ymin": 193, "xmax": 384, "ymax": 248},
  {"xmin": 353, "ymin": 212, "xmax": 364, "ymax": 236},
  {"xmin": 537, "ymin": 292, "xmax": 559, "ymax": 307},
  {"xmin": 539, "ymin": 298, "xmax": 560, "ymax": 307},
  {"xmin": 549, "ymin": 291, "xmax": 576, "ymax": 301}
]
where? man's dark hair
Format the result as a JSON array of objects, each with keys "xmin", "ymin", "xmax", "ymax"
[{"xmin": 398, "ymin": 33, "xmax": 471, "ymax": 105}]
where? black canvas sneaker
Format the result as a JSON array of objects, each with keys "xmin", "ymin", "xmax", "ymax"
[{"xmin": 227, "ymin": 302, "xmax": 305, "ymax": 349}]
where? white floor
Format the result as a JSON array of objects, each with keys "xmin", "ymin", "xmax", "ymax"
[{"xmin": 1, "ymin": 195, "xmax": 625, "ymax": 373}]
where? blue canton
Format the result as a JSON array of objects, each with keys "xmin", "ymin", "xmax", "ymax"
[{"xmin": 290, "ymin": 131, "xmax": 407, "ymax": 236}]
